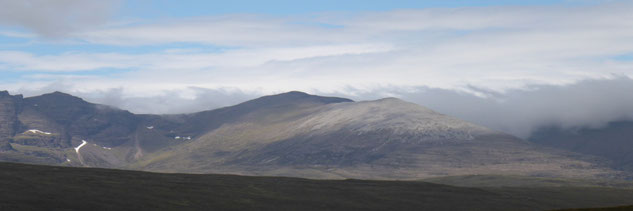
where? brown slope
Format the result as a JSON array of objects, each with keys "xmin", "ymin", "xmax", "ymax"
[{"xmin": 137, "ymin": 97, "xmax": 622, "ymax": 180}]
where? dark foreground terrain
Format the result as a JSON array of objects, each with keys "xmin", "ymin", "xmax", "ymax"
[
  {"xmin": 1, "ymin": 162, "xmax": 633, "ymax": 211},
  {"xmin": 557, "ymin": 205, "xmax": 633, "ymax": 211}
]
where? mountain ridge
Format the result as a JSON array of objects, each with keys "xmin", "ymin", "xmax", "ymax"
[{"xmin": 0, "ymin": 90, "xmax": 628, "ymax": 180}]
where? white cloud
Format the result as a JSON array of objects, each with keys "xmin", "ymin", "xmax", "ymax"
[
  {"xmin": 0, "ymin": 43, "xmax": 393, "ymax": 72},
  {"xmin": 0, "ymin": 0, "xmax": 120, "ymax": 37},
  {"xmin": 73, "ymin": 16, "xmax": 359, "ymax": 47},
  {"xmin": 373, "ymin": 77, "xmax": 633, "ymax": 138},
  {"xmin": 0, "ymin": 51, "xmax": 134, "ymax": 71}
]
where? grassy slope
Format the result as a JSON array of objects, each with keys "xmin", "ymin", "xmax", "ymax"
[{"xmin": 1, "ymin": 162, "xmax": 633, "ymax": 211}]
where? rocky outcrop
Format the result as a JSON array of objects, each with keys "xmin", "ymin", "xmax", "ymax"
[
  {"xmin": 19, "ymin": 92, "xmax": 139, "ymax": 148},
  {"xmin": 0, "ymin": 91, "xmax": 22, "ymax": 141},
  {"xmin": 0, "ymin": 91, "xmax": 22, "ymax": 151}
]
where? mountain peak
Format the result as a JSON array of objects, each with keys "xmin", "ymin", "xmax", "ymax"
[
  {"xmin": 0, "ymin": 90, "xmax": 23, "ymax": 100},
  {"xmin": 367, "ymin": 97, "xmax": 434, "ymax": 112},
  {"xmin": 43, "ymin": 91, "xmax": 78, "ymax": 98},
  {"xmin": 28, "ymin": 91, "xmax": 90, "ymax": 105},
  {"xmin": 295, "ymin": 97, "xmax": 493, "ymax": 138},
  {"xmin": 270, "ymin": 91, "xmax": 350, "ymax": 101},
  {"xmin": 281, "ymin": 91, "xmax": 310, "ymax": 96},
  {"xmin": 374, "ymin": 97, "xmax": 406, "ymax": 103},
  {"xmin": 242, "ymin": 91, "xmax": 353, "ymax": 108}
]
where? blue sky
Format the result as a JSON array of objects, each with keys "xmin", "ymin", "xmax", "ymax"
[
  {"xmin": 1, "ymin": 0, "xmax": 633, "ymax": 136},
  {"xmin": 117, "ymin": 0, "xmax": 577, "ymax": 17}
]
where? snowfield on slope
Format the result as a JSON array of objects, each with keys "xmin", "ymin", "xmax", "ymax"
[
  {"xmin": 26, "ymin": 129, "xmax": 52, "ymax": 135},
  {"xmin": 74, "ymin": 140, "xmax": 87, "ymax": 153}
]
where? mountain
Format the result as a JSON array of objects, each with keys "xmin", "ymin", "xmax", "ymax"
[
  {"xmin": 0, "ymin": 90, "xmax": 627, "ymax": 180},
  {"xmin": 2, "ymin": 162, "xmax": 633, "ymax": 211},
  {"xmin": 530, "ymin": 121, "xmax": 633, "ymax": 171},
  {"xmin": 137, "ymin": 97, "xmax": 621, "ymax": 179}
]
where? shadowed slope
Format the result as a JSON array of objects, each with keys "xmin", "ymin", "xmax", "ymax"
[{"xmin": 530, "ymin": 121, "xmax": 633, "ymax": 172}]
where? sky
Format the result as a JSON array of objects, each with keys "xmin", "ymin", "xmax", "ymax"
[{"xmin": 1, "ymin": 0, "xmax": 633, "ymax": 138}]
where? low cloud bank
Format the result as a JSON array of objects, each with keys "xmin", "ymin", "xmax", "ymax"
[{"xmin": 394, "ymin": 77, "xmax": 633, "ymax": 138}]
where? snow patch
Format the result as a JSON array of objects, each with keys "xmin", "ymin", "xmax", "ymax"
[
  {"xmin": 74, "ymin": 140, "xmax": 87, "ymax": 153},
  {"xmin": 86, "ymin": 142, "xmax": 113, "ymax": 150},
  {"xmin": 174, "ymin": 136, "xmax": 191, "ymax": 140},
  {"xmin": 26, "ymin": 129, "xmax": 52, "ymax": 135}
]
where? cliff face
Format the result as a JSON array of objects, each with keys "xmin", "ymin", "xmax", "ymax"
[
  {"xmin": 0, "ymin": 91, "xmax": 22, "ymax": 150},
  {"xmin": 15, "ymin": 91, "xmax": 139, "ymax": 148}
]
